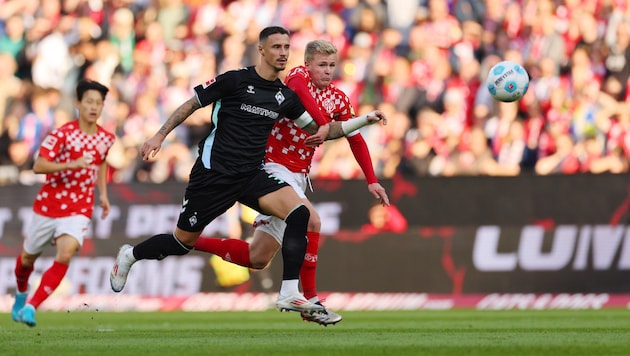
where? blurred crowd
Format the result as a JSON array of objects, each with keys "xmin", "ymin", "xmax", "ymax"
[{"xmin": 1, "ymin": 0, "xmax": 630, "ymax": 186}]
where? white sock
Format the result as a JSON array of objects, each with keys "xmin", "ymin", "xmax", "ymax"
[{"xmin": 279, "ymin": 279, "xmax": 300, "ymax": 296}]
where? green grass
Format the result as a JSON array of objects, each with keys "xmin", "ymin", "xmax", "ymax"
[{"xmin": 1, "ymin": 309, "xmax": 628, "ymax": 355}]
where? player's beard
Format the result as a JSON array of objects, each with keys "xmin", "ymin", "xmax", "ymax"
[{"xmin": 275, "ymin": 57, "xmax": 287, "ymax": 71}]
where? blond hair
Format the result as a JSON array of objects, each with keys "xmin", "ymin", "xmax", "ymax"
[{"xmin": 304, "ymin": 40, "xmax": 337, "ymax": 62}]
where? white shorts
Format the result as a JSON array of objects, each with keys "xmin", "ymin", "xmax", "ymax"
[
  {"xmin": 254, "ymin": 162, "xmax": 308, "ymax": 244},
  {"xmin": 23, "ymin": 212, "xmax": 91, "ymax": 255}
]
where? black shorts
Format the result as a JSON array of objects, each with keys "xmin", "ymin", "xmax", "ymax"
[{"xmin": 177, "ymin": 159, "xmax": 290, "ymax": 232}]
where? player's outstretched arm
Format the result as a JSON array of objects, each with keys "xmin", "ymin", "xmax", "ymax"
[
  {"xmin": 142, "ymin": 96, "xmax": 201, "ymax": 160},
  {"xmin": 301, "ymin": 110, "xmax": 387, "ymax": 142}
]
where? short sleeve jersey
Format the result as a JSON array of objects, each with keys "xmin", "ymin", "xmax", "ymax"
[
  {"xmin": 194, "ymin": 66, "xmax": 308, "ymax": 175},
  {"xmin": 34, "ymin": 120, "xmax": 115, "ymax": 218},
  {"xmin": 265, "ymin": 65, "xmax": 355, "ymax": 173}
]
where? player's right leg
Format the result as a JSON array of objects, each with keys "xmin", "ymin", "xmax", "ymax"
[
  {"xmin": 13, "ymin": 212, "xmax": 53, "ymax": 325},
  {"xmin": 12, "ymin": 253, "xmax": 35, "ymax": 322},
  {"xmin": 110, "ymin": 229, "xmax": 198, "ymax": 293},
  {"xmin": 111, "ymin": 166, "xmax": 244, "ymax": 293}
]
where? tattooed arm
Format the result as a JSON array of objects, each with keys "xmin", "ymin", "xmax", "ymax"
[{"xmin": 141, "ymin": 96, "xmax": 201, "ymax": 160}]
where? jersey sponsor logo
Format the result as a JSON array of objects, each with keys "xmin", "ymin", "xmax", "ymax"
[
  {"xmin": 41, "ymin": 135, "xmax": 58, "ymax": 151},
  {"xmin": 202, "ymin": 78, "xmax": 216, "ymax": 89},
  {"xmin": 246, "ymin": 85, "xmax": 255, "ymax": 94},
  {"xmin": 240, "ymin": 104, "xmax": 279, "ymax": 119}
]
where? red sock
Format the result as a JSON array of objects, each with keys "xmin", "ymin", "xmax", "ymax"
[
  {"xmin": 28, "ymin": 261, "xmax": 68, "ymax": 309},
  {"xmin": 194, "ymin": 238, "xmax": 252, "ymax": 268},
  {"xmin": 300, "ymin": 231, "xmax": 319, "ymax": 300},
  {"xmin": 14, "ymin": 255, "xmax": 34, "ymax": 293}
]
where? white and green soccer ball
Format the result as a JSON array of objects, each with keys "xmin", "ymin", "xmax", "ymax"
[{"xmin": 486, "ymin": 61, "xmax": 529, "ymax": 102}]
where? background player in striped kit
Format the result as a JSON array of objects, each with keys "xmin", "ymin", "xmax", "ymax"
[{"xmin": 12, "ymin": 79, "xmax": 115, "ymax": 327}]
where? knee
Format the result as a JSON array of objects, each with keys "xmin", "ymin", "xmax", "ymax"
[
  {"xmin": 55, "ymin": 251, "xmax": 75, "ymax": 264},
  {"xmin": 285, "ymin": 204, "xmax": 310, "ymax": 226},
  {"xmin": 20, "ymin": 252, "xmax": 38, "ymax": 268},
  {"xmin": 249, "ymin": 258, "xmax": 270, "ymax": 270},
  {"xmin": 307, "ymin": 211, "xmax": 321, "ymax": 232},
  {"xmin": 249, "ymin": 249, "xmax": 274, "ymax": 270},
  {"xmin": 55, "ymin": 243, "xmax": 78, "ymax": 264}
]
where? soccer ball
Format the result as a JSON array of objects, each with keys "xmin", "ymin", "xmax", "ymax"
[{"xmin": 486, "ymin": 61, "xmax": 529, "ymax": 102}]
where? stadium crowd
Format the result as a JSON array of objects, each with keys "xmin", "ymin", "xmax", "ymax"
[{"xmin": 0, "ymin": 0, "xmax": 629, "ymax": 186}]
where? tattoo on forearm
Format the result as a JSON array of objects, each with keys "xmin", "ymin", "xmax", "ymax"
[{"xmin": 158, "ymin": 98, "xmax": 200, "ymax": 136}]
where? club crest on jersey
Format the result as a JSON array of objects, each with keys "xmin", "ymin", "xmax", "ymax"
[
  {"xmin": 322, "ymin": 98, "xmax": 335, "ymax": 113},
  {"xmin": 247, "ymin": 85, "xmax": 255, "ymax": 94},
  {"xmin": 202, "ymin": 78, "xmax": 216, "ymax": 89},
  {"xmin": 188, "ymin": 213, "xmax": 198, "ymax": 227},
  {"xmin": 275, "ymin": 90, "xmax": 285, "ymax": 105}
]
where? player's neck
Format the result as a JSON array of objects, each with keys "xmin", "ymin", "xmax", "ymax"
[
  {"xmin": 78, "ymin": 118, "xmax": 98, "ymax": 135},
  {"xmin": 254, "ymin": 64, "xmax": 280, "ymax": 82}
]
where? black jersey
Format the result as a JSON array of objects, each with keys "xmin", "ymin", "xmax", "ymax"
[{"xmin": 193, "ymin": 66, "xmax": 309, "ymax": 175}]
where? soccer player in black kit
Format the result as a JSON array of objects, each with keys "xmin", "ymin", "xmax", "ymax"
[{"xmin": 110, "ymin": 26, "xmax": 386, "ymax": 312}]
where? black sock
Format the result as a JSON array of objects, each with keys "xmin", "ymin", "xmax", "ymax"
[
  {"xmin": 281, "ymin": 205, "xmax": 310, "ymax": 280},
  {"xmin": 132, "ymin": 233, "xmax": 193, "ymax": 260}
]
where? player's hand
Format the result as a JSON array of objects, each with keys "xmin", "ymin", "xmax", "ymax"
[
  {"xmin": 368, "ymin": 182, "xmax": 390, "ymax": 206},
  {"xmin": 67, "ymin": 156, "xmax": 91, "ymax": 169},
  {"xmin": 141, "ymin": 134, "xmax": 165, "ymax": 161},
  {"xmin": 305, "ymin": 123, "xmax": 330, "ymax": 147},
  {"xmin": 100, "ymin": 195, "xmax": 110, "ymax": 219},
  {"xmin": 366, "ymin": 110, "xmax": 387, "ymax": 126}
]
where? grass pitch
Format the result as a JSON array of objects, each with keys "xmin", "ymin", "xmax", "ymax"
[{"xmin": 1, "ymin": 309, "xmax": 628, "ymax": 355}]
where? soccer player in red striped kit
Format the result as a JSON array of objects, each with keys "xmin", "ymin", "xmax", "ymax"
[{"xmin": 194, "ymin": 39, "xmax": 390, "ymax": 325}]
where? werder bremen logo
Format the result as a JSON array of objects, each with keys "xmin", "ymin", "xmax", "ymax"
[{"xmin": 189, "ymin": 213, "xmax": 198, "ymax": 227}]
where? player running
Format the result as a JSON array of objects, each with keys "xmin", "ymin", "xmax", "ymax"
[
  {"xmin": 194, "ymin": 39, "xmax": 390, "ymax": 325},
  {"xmin": 109, "ymin": 27, "xmax": 386, "ymax": 314},
  {"xmin": 12, "ymin": 80, "xmax": 115, "ymax": 327}
]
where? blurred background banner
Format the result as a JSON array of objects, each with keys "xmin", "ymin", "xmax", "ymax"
[{"xmin": 1, "ymin": 174, "xmax": 630, "ymax": 298}]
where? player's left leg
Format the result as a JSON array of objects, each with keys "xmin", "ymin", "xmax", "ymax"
[
  {"xmin": 298, "ymin": 200, "xmax": 343, "ymax": 326},
  {"xmin": 300, "ymin": 200, "xmax": 322, "ymax": 302}
]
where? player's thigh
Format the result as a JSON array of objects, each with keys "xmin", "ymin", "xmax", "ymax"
[
  {"xmin": 254, "ymin": 213, "xmax": 285, "ymax": 245},
  {"xmin": 53, "ymin": 215, "xmax": 90, "ymax": 261},
  {"xmin": 301, "ymin": 198, "xmax": 321, "ymax": 231},
  {"xmin": 54, "ymin": 234, "xmax": 81, "ymax": 262},
  {"xmin": 239, "ymin": 169, "xmax": 301, "ymax": 219},
  {"xmin": 263, "ymin": 163, "xmax": 308, "ymax": 199},
  {"xmin": 178, "ymin": 168, "xmax": 244, "ymax": 233},
  {"xmin": 24, "ymin": 213, "xmax": 59, "ymax": 255},
  {"xmin": 258, "ymin": 185, "xmax": 303, "ymax": 219}
]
